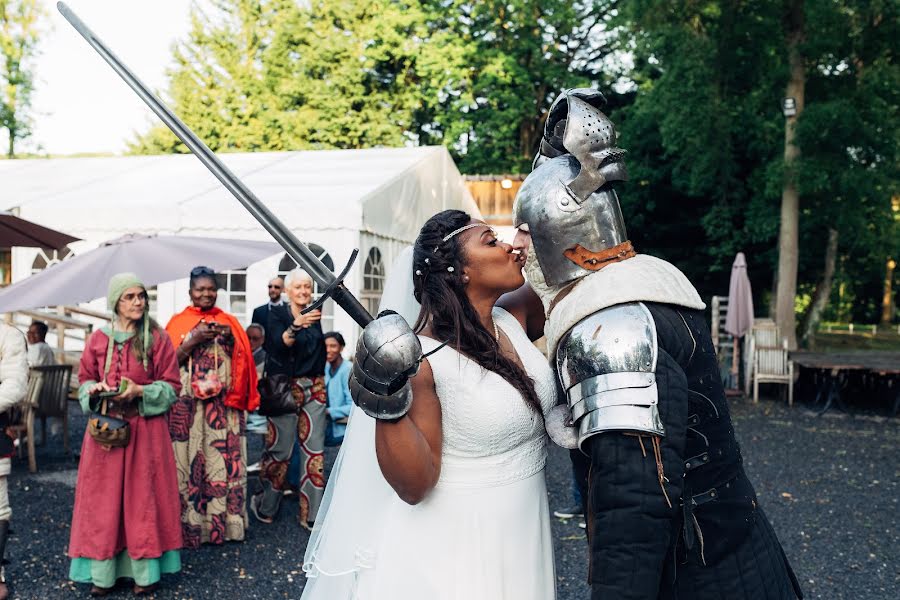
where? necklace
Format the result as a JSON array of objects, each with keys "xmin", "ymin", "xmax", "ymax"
[{"xmin": 493, "ymin": 319, "xmax": 500, "ymax": 343}]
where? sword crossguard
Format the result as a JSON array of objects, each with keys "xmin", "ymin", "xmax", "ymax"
[{"xmin": 301, "ymin": 248, "xmax": 360, "ymax": 315}]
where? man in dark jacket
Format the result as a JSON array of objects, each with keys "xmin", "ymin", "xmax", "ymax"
[
  {"xmin": 250, "ymin": 276, "xmax": 284, "ymax": 337},
  {"xmin": 513, "ymin": 89, "xmax": 802, "ymax": 600}
]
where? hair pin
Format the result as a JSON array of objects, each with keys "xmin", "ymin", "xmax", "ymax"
[
  {"xmin": 415, "ymin": 269, "xmax": 422, "ymax": 276},
  {"xmin": 447, "ymin": 266, "xmax": 455, "ymax": 272}
]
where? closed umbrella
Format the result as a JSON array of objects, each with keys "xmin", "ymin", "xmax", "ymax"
[
  {"xmin": 0, "ymin": 234, "xmax": 280, "ymax": 313},
  {"xmin": 0, "ymin": 211, "xmax": 79, "ymax": 249},
  {"xmin": 724, "ymin": 252, "xmax": 754, "ymax": 390}
]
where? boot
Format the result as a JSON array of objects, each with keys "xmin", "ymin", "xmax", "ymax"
[{"xmin": 0, "ymin": 519, "xmax": 10, "ymax": 600}]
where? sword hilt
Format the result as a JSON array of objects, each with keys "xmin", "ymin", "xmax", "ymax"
[{"xmin": 301, "ymin": 249, "xmax": 372, "ymax": 326}]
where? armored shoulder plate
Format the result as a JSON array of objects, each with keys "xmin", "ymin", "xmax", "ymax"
[{"xmin": 556, "ymin": 302, "xmax": 664, "ymax": 448}]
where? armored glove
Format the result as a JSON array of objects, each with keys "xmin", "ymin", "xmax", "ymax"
[{"xmin": 349, "ymin": 311, "xmax": 423, "ymax": 420}]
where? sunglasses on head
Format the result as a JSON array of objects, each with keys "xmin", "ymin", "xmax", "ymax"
[{"xmin": 190, "ymin": 266, "xmax": 216, "ymax": 278}]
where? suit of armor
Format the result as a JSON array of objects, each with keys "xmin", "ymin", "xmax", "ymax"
[{"xmin": 515, "ymin": 90, "xmax": 803, "ymax": 600}]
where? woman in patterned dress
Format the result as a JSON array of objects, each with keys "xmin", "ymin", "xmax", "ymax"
[
  {"xmin": 251, "ymin": 268, "xmax": 326, "ymax": 530},
  {"xmin": 165, "ymin": 266, "xmax": 259, "ymax": 549}
]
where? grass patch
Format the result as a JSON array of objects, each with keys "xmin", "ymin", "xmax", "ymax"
[{"xmin": 809, "ymin": 332, "xmax": 900, "ymax": 351}]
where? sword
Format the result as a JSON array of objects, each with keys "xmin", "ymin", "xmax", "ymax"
[{"xmin": 56, "ymin": 1, "xmax": 373, "ymax": 327}]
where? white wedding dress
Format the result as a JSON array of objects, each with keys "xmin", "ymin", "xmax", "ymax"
[{"xmin": 302, "ymin": 304, "xmax": 558, "ymax": 600}]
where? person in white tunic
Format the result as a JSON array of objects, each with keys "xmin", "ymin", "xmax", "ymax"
[{"xmin": 302, "ymin": 209, "xmax": 555, "ymax": 600}]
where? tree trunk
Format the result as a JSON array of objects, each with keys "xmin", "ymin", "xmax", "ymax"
[
  {"xmin": 774, "ymin": 0, "xmax": 805, "ymax": 349},
  {"xmin": 801, "ymin": 228, "xmax": 838, "ymax": 347}
]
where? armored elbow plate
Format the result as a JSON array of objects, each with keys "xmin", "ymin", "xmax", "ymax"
[{"xmin": 555, "ymin": 302, "xmax": 665, "ymax": 449}]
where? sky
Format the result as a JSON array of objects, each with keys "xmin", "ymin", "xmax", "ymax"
[{"xmin": 27, "ymin": 0, "xmax": 193, "ymax": 156}]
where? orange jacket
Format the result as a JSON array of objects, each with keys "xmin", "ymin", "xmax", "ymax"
[{"xmin": 166, "ymin": 306, "xmax": 260, "ymax": 412}]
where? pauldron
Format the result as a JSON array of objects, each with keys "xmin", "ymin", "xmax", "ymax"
[{"xmin": 556, "ymin": 302, "xmax": 664, "ymax": 449}]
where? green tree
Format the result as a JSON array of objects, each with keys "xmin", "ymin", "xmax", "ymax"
[
  {"xmin": 132, "ymin": 0, "xmax": 621, "ymax": 173},
  {"xmin": 793, "ymin": 0, "xmax": 898, "ymax": 330},
  {"xmin": 415, "ymin": 0, "xmax": 620, "ymax": 173},
  {"xmin": 131, "ymin": 0, "xmax": 434, "ymax": 154},
  {"xmin": 611, "ymin": 0, "xmax": 898, "ymax": 339},
  {"xmin": 611, "ymin": 0, "xmax": 787, "ymax": 303},
  {"xmin": 0, "ymin": 0, "xmax": 42, "ymax": 158},
  {"xmin": 129, "ymin": 0, "xmax": 276, "ymax": 154}
]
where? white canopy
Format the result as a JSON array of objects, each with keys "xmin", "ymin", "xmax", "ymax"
[
  {"xmin": 0, "ymin": 146, "xmax": 479, "ymax": 346},
  {"xmin": 0, "ymin": 146, "xmax": 477, "ymax": 242}
]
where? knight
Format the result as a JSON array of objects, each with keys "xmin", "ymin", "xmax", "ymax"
[{"xmin": 513, "ymin": 89, "xmax": 804, "ymax": 599}]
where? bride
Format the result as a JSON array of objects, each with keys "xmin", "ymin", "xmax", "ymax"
[{"xmin": 301, "ymin": 209, "xmax": 557, "ymax": 599}]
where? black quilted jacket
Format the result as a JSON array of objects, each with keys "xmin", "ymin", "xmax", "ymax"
[{"xmin": 576, "ymin": 302, "xmax": 803, "ymax": 600}]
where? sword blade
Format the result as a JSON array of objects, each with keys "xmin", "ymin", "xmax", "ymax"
[{"xmin": 57, "ymin": 1, "xmax": 373, "ymax": 327}]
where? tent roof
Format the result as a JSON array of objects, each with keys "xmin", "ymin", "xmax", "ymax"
[{"xmin": 0, "ymin": 146, "xmax": 476, "ymax": 242}]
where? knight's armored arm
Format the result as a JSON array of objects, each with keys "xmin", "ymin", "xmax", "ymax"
[
  {"xmin": 584, "ymin": 353, "xmax": 687, "ymax": 598},
  {"xmin": 555, "ymin": 303, "xmax": 689, "ymax": 597},
  {"xmin": 582, "ymin": 360, "xmax": 687, "ymax": 600},
  {"xmin": 348, "ymin": 312, "xmax": 423, "ymax": 420},
  {"xmin": 556, "ymin": 303, "xmax": 665, "ymax": 448}
]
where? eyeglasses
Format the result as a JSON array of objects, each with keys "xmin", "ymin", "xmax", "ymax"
[
  {"xmin": 119, "ymin": 292, "xmax": 148, "ymax": 304},
  {"xmin": 190, "ymin": 266, "xmax": 216, "ymax": 278}
]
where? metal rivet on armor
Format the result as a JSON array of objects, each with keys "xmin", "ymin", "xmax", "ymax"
[
  {"xmin": 685, "ymin": 463, "xmax": 691, "ymax": 469},
  {"xmin": 710, "ymin": 490, "xmax": 716, "ymax": 497},
  {"xmin": 703, "ymin": 455, "xmax": 709, "ymax": 462},
  {"xmin": 561, "ymin": 198, "xmax": 570, "ymax": 206}
]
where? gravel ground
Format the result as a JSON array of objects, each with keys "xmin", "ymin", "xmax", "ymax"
[{"xmin": 8, "ymin": 397, "xmax": 898, "ymax": 599}]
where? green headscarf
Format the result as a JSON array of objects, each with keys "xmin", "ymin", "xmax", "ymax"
[{"xmin": 106, "ymin": 272, "xmax": 152, "ymax": 371}]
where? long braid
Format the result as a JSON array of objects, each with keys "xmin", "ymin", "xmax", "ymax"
[{"xmin": 412, "ymin": 210, "xmax": 542, "ymax": 415}]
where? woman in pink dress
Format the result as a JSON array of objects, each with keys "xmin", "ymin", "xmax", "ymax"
[{"xmin": 68, "ymin": 273, "xmax": 183, "ymax": 596}]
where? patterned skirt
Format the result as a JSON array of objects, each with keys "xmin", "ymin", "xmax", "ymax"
[{"xmin": 168, "ymin": 393, "xmax": 248, "ymax": 549}]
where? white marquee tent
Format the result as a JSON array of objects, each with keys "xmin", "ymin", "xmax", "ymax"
[{"xmin": 0, "ymin": 146, "xmax": 479, "ymax": 348}]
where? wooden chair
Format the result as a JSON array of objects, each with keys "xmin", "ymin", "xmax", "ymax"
[
  {"xmin": 31, "ymin": 364, "xmax": 74, "ymax": 452},
  {"xmin": 14, "ymin": 365, "xmax": 73, "ymax": 472},
  {"xmin": 748, "ymin": 320, "xmax": 794, "ymax": 405},
  {"xmin": 11, "ymin": 370, "xmax": 45, "ymax": 474}
]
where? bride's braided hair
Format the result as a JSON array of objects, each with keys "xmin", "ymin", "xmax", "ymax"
[{"xmin": 412, "ymin": 210, "xmax": 542, "ymax": 415}]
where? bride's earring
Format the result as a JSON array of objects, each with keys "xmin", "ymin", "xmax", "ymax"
[{"xmin": 463, "ymin": 275, "xmax": 470, "ymax": 283}]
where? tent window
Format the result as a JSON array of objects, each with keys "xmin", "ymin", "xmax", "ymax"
[
  {"xmin": 278, "ymin": 244, "xmax": 335, "ymax": 333},
  {"xmin": 362, "ymin": 247, "xmax": 385, "ymax": 316},
  {"xmin": 31, "ymin": 247, "xmax": 73, "ymax": 275},
  {"xmin": 215, "ymin": 269, "xmax": 248, "ymax": 321}
]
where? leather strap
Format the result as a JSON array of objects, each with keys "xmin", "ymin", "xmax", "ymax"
[{"xmin": 563, "ymin": 240, "xmax": 636, "ymax": 271}]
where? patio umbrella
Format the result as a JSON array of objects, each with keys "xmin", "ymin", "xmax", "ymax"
[
  {"xmin": 0, "ymin": 211, "xmax": 80, "ymax": 249},
  {"xmin": 724, "ymin": 252, "xmax": 754, "ymax": 389},
  {"xmin": 0, "ymin": 234, "xmax": 281, "ymax": 313}
]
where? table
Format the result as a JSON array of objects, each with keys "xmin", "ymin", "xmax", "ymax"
[{"xmin": 790, "ymin": 351, "xmax": 900, "ymax": 415}]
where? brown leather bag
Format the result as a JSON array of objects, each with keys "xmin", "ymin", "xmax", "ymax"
[{"xmin": 88, "ymin": 397, "xmax": 130, "ymax": 449}]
